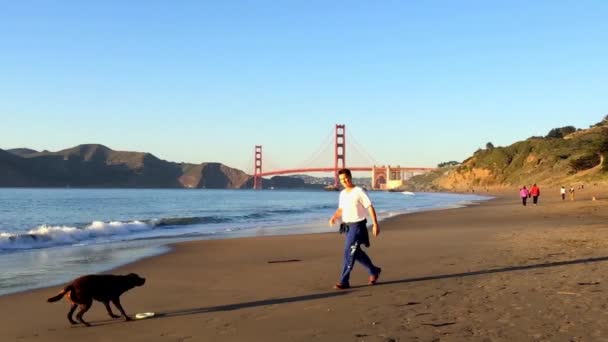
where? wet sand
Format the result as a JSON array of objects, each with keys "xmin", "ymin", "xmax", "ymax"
[{"xmin": 2, "ymin": 187, "xmax": 608, "ymax": 341}]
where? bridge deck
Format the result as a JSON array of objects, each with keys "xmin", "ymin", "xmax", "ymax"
[{"xmin": 259, "ymin": 166, "xmax": 436, "ymax": 177}]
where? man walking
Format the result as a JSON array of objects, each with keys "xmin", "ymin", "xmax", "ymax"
[{"xmin": 329, "ymin": 168, "xmax": 382, "ymax": 289}]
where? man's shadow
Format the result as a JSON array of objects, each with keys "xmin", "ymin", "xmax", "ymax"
[
  {"xmin": 90, "ymin": 291, "xmax": 350, "ymax": 326},
  {"xmin": 153, "ymin": 291, "xmax": 350, "ymax": 318},
  {"xmin": 361, "ymin": 254, "xmax": 608, "ymax": 288}
]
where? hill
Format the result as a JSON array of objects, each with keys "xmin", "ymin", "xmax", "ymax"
[
  {"xmin": 0, "ymin": 144, "xmax": 310, "ymax": 189},
  {"xmin": 6, "ymin": 148, "xmax": 39, "ymax": 157},
  {"xmin": 406, "ymin": 117, "xmax": 608, "ymax": 191}
]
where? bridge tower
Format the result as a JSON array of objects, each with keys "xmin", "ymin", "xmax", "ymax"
[
  {"xmin": 253, "ymin": 145, "xmax": 262, "ymax": 190},
  {"xmin": 334, "ymin": 124, "xmax": 346, "ymax": 187}
]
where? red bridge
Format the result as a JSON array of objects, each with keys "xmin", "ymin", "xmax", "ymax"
[{"xmin": 252, "ymin": 124, "xmax": 436, "ymax": 190}]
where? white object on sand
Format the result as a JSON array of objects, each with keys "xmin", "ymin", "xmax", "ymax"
[{"xmin": 135, "ymin": 312, "xmax": 156, "ymax": 319}]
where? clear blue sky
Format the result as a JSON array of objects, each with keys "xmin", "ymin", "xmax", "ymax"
[{"xmin": 1, "ymin": 1, "xmax": 606, "ymax": 173}]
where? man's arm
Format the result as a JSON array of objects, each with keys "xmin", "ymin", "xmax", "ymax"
[
  {"xmin": 368, "ymin": 205, "xmax": 380, "ymax": 237},
  {"xmin": 328, "ymin": 208, "xmax": 342, "ymax": 226}
]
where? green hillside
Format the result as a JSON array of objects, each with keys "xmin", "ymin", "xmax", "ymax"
[{"xmin": 407, "ymin": 117, "xmax": 608, "ymax": 191}]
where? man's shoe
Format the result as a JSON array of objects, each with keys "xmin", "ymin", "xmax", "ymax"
[
  {"xmin": 333, "ymin": 283, "xmax": 350, "ymax": 290},
  {"xmin": 368, "ymin": 267, "xmax": 382, "ymax": 285}
]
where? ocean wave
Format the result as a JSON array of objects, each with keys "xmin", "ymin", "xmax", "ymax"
[
  {"xmin": 241, "ymin": 206, "xmax": 328, "ymax": 219},
  {"xmin": 313, "ymin": 204, "xmax": 335, "ymax": 210},
  {"xmin": 0, "ymin": 205, "xmax": 334, "ymax": 252},
  {"xmin": 0, "ymin": 221, "xmax": 150, "ymax": 251},
  {"xmin": 241, "ymin": 212, "xmax": 268, "ymax": 219},
  {"xmin": 151, "ymin": 208, "xmax": 322, "ymax": 227},
  {"xmin": 149, "ymin": 216, "xmax": 231, "ymax": 227}
]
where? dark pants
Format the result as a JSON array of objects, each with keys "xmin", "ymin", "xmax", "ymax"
[
  {"xmin": 338, "ymin": 220, "xmax": 379, "ymax": 286},
  {"xmin": 522, "ymin": 197, "xmax": 527, "ymax": 206},
  {"xmin": 533, "ymin": 196, "xmax": 539, "ymax": 204}
]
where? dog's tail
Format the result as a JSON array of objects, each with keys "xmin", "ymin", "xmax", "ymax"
[{"xmin": 47, "ymin": 285, "xmax": 73, "ymax": 303}]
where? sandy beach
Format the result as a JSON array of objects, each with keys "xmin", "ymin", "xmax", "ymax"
[{"xmin": 2, "ymin": 187, "xmax": 608, "ymax": 342}]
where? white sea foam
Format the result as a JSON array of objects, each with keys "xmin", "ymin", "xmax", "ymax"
[{"xmin": 0, "ymin": 221, "xmax": 151, "ymax": 251}]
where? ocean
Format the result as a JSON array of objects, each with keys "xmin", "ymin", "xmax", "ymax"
[{"xmin": 0, "ymin": 188, "xmax": 492, "ymax": 296}]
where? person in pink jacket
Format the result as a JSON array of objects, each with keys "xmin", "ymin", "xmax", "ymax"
[{"xmin": 519, "ymin": 186, "xmax": 529, "ymax": 206}]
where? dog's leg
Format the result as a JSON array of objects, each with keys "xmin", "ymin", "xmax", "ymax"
[
  {"xmin": 103, "ymin": 301, "xmax": 120, "ymax": 318},
  {"xmin": 75, "ymin": 302, "xmax": 92, "ymax": 327},
  {"xmin": 111, "ymin": 298, "xmax": 132, "ymax": 321},
  {"xmin": 67, "ymin": 303, "xmax": 78, "ymax": 325}
]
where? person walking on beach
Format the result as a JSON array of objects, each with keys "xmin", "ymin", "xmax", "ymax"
[
  {"xmin": 530, "ymin": 183, "xmax": 540, "ymax": 205},
  {"xmin": 519, "ymin": 186, "xmax": 529, "ymax": 206},
  {"xmin": 569, "ymin": 186, "xmax": 575, "ymax": 201},
  {"xmin": 560, "ymin": 186, "xmax": 566, "ymax": 200},
  {"xmin": 329, "ymin": 168, "xmax": 382, "ymax": 290}
]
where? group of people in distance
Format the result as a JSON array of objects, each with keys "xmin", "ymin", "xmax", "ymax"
[
  {"xmin": 560, "ymin": 185, "xmax": 578, "ymax": 201},
  {"xmin": 519, "ymin": 184, "xmax": 582, "ymax": 206},
  {"xmin": 519, "ymin": 183, "xmax": 541, "ymax": 206}
]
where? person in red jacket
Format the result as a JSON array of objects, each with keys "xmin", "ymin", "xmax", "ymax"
[{"xmin": 530, "ymin": 183, "xmax": 541, "ymax": 205}]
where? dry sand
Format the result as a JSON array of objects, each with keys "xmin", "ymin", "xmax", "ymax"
[{"xmin": 2, "ymin": 186, "xmax": 608, "ymax": 341}]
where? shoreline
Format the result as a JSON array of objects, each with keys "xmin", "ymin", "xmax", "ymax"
[
  {"xmin": 3, "ymin": 188, "xmax": 608, "ymax": 341},
  {"xmin": 0, "ymin": 192, "xmax": 492, "ymax": 298}
]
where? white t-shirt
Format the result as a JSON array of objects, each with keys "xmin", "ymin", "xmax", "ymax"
[{"xmin": 339, "ymin": 186, "xmax": 372, "ymax": 223}]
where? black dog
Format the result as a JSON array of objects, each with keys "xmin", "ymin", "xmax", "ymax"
[{"xmin": 47, "ymin": 273, "xmax": 146, "ymax": 326}]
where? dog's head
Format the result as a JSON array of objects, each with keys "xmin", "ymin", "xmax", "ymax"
[{"xmin": 126, "ymin": 273, "xmax": 146, "ymax": 287}]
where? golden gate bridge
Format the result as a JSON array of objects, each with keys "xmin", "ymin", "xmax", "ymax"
[{"xmin": 252, "ymin": 124, "xmax": 435, "ymax": 190}]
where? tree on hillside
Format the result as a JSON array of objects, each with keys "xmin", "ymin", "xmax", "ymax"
[
  {"xmin": 546, "ymin": 126, "xmax": 576, "ymax": 139},
  {"xmin": 592, "ymin": 114, "xmax": 608, "ymax": 127},
  {"xmin": 437, "ymin": 161, "xmax": 460, "ymax": 168},
  {"xmin": 486, "ymin": 142, "xmax": 495, "ymax": 149}
]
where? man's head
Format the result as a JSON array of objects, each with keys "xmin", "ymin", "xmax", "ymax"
[{"xmin": 338, "ymin": 168, "xmax": 353, "ymax": 189}]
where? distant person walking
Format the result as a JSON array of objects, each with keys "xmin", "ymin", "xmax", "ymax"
[
  {"xmin": 569, "ymin": 186, "xmax": 575, "ymax": 201},
  {"xmin": 329, "ymin": 168, "xmax": 382, "ymax": 290},
  {"xmin": 520, "ymin": 186, "xmax": 529, "ymax": 206},
  {"xmin": 560, "ymin": 186, "xmax": 566, "ymax": 200},
  {"xmin": 530, "ymin": 184, "xmax": 540, "ymax": 205}
]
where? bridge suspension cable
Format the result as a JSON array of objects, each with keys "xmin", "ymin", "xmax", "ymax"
[
  {"xmin": 346, "ymin": 129, "xmax": 380, "ymax": 167},
  {"xmin": 297, "ymin": 127, "xmax": 334, "ymax": 170},
  {"xmin": 262, "ymin": 152, "xmax": 281, "ymax": 173}
]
